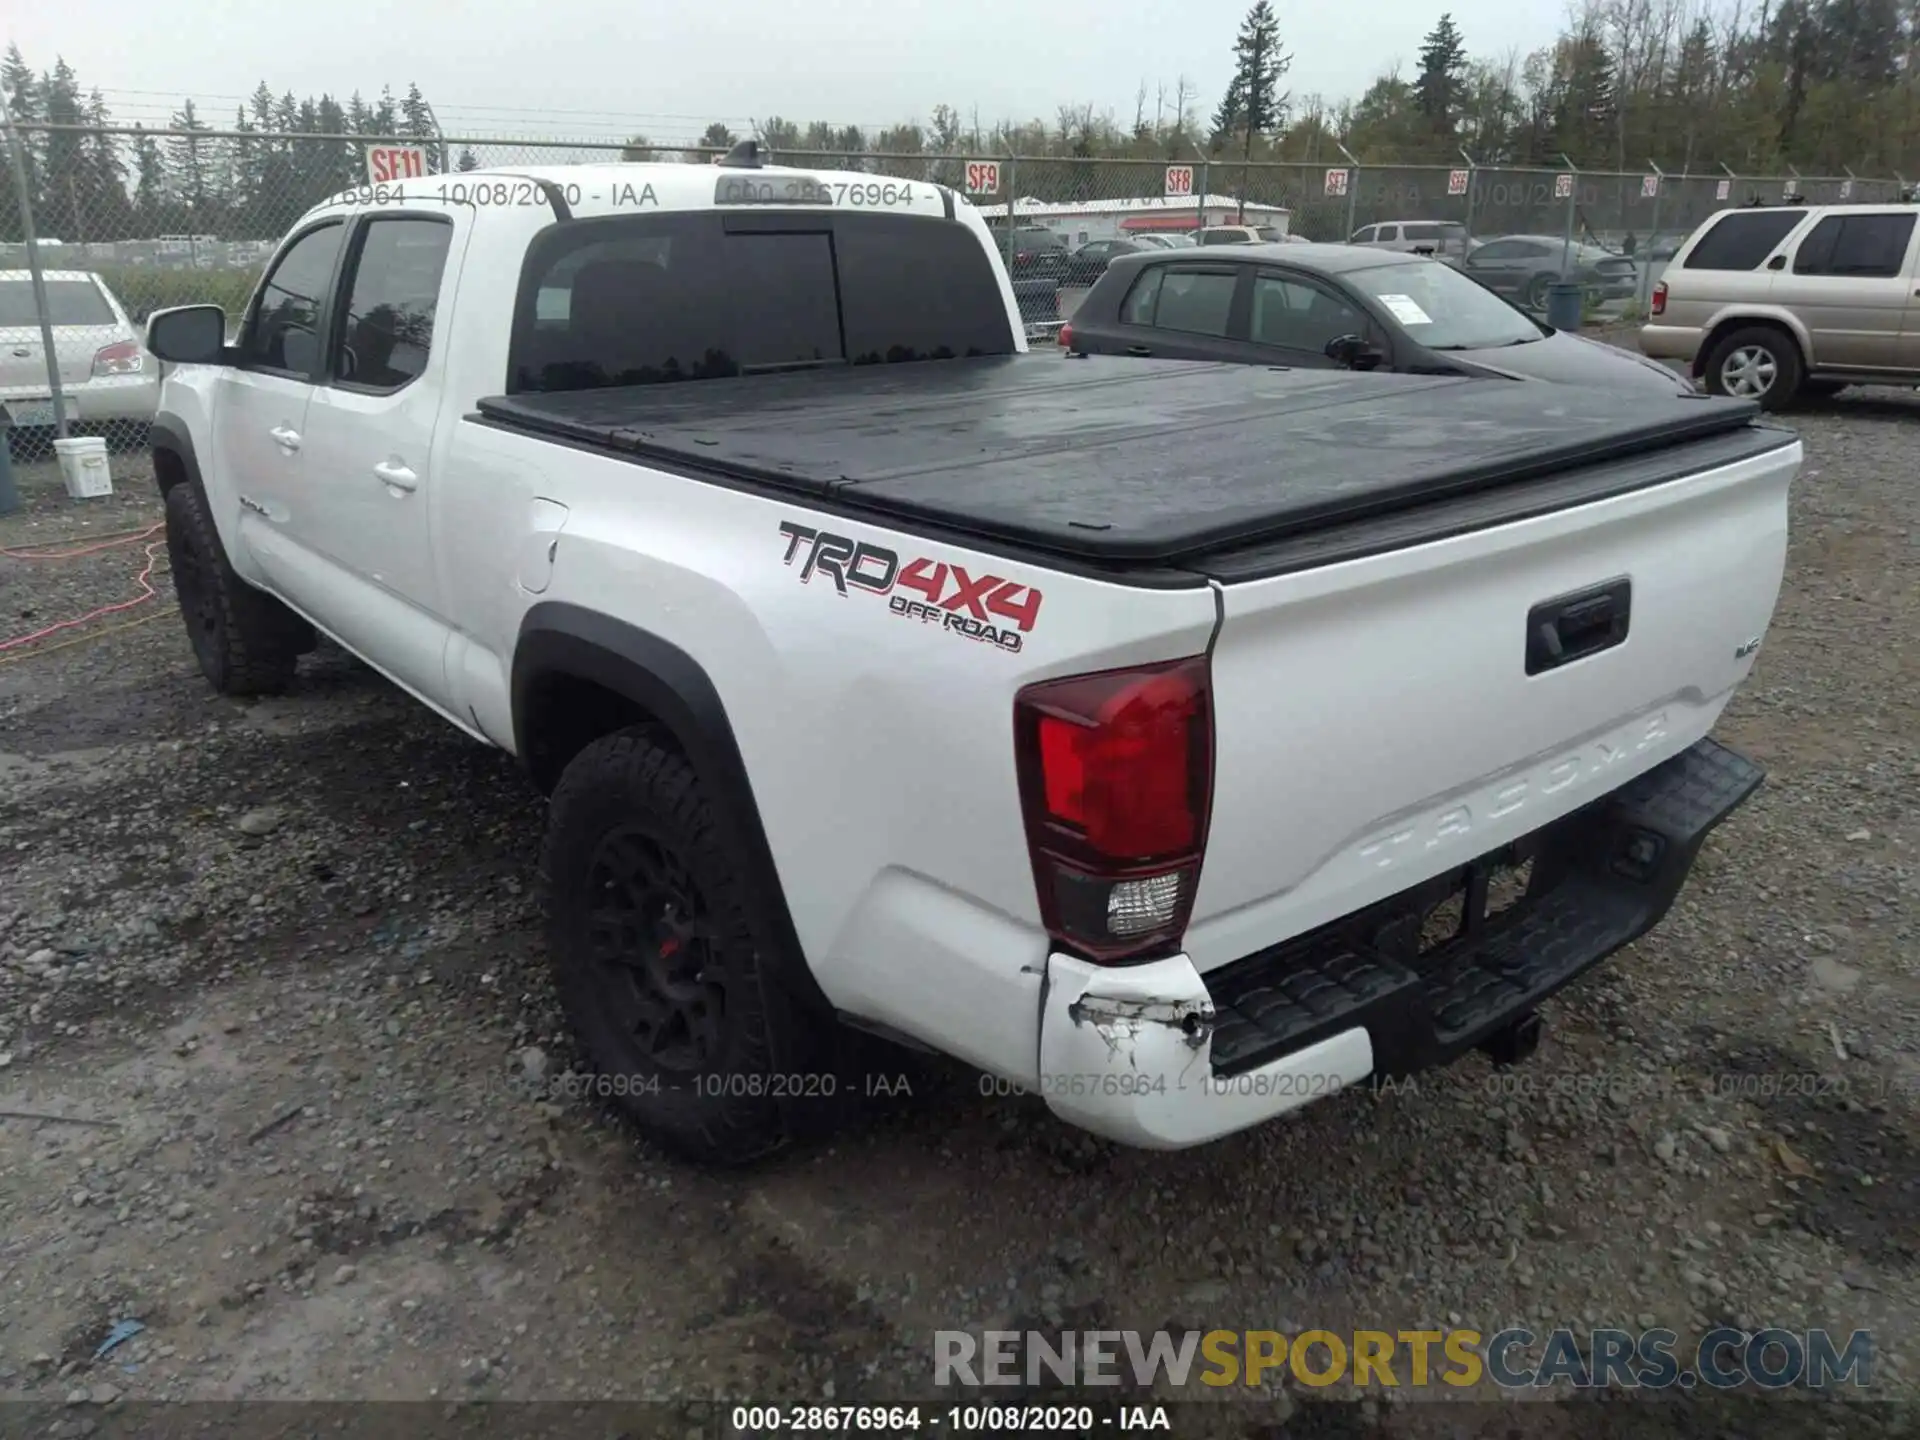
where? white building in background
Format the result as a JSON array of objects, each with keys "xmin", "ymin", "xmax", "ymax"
[{"xmin": 980, "ymin": 194, "xmax": 1294, "ymax": 245}]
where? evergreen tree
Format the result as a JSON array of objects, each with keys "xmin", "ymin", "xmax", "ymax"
[
  {"xmin": 130, "ymin": 123, "xmax": 166, "ymax": 231},
  {"xmin": 1415, "ymin": 14, "xmax": 1469, "ymax": 140},
  {"xmin": 455, "ymin": 146, "xmax": 480, "ymax": 171},
  {"xmin": 699, "ymin": 121, "xmax": 737, "ymax": 153},
  {"xmin": 400, "ymin": 82, "xmax": 444, "ymax": 171},
  {"xmin": 1210, "ymin": 2, "xmax": 1291, "ymax": 159},
  {"xmin": 1, "ymin": 42, "xmax": 41, "ymax": 240},
  {"xmin": 166, "ymin": 98, "xmax": 213, "ymax": 224},
  {"xmin": 1550, "ymin": 25, "xmax": 1617, "ymax": 163},
  {"xmin": 39, "ymin": 58, "xmax": 86, "ymax": 239}
]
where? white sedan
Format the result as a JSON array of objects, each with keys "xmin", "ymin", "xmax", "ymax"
[{"xmin": 1, "ymin": 269, "xmax": 160, "ymax": 436}]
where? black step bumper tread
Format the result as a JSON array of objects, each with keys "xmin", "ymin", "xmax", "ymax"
[{"xmin": 1205, "ymin": 736, "xmax": 1764, "ymax": 1077}]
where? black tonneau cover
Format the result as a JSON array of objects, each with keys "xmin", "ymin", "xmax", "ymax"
[{"xmin": 474, "ymin": 353, "xmax": 1776, "ymax": 564}]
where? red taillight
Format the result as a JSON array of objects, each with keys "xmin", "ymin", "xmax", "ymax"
[
  {"xmin": 1057, "ymin": 323, "xmax": 1074, "ymax": 348},
  {"xmin": 1650, "ymin": 280, "xmax": 1667, "ymax": 318},
  {"xmin": 92, "ymin": 340, "xmax": 145, "ymax": 377},
  {"xmin": 1014, "ymin": 656, "xmax": 1214, "ymax": 963}
]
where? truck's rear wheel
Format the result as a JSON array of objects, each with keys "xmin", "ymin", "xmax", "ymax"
[
  {"xmin": 542, "ymin": 726, "xmax": 828, "ymax": 1165},
  {"xmin": 163, "ymin": 482, "xmax": 312, "ymax": 695}
]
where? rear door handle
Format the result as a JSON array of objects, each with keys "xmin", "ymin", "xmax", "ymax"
[
  {"xmin": 1526, "ymin": 578, "xmax": 1632, "ymax": 675},
  {"xmin": 373, "ymin": 460, "xmax": 419, "ymax": 492},
  {"xmin": 269, "ymin": 426, "xmax": 301, "ymax": 451}
]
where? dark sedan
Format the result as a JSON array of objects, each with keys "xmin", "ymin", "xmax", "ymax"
[
  {"xmin": 1063, "ymin": 238, "xmax": 1151, "ymax": 286},
  {"xmin": 988, "ymin": 224, "xmax": 1070, "ymax": 280},
  {"xmin": 1058, "ymin": 243, "xmax": 1691, "ymax": 396},
  {"xmin": 1458, "ymin": 235, "xmax": 1639, "ymax": 311}
]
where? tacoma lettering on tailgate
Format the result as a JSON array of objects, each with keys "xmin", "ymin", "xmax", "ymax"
[
  {"xmin": 1357, "ymin": 711, "xmax": 1672, "ymax": 873},
  {"xmin": 776, "ymin": 521, "xmax": 1043, "ymax": 654}
]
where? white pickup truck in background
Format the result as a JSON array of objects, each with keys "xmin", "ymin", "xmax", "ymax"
[{"xmin": 141, "ymin": 147, "xmax": 1798, "ymax": 1164}]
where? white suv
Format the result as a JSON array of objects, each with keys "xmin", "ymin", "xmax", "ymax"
[{"xmin": 1350, "ymin": 221, "xmax": 1470, "ymax": 263}]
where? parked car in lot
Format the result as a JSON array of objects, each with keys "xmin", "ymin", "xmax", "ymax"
[
  {"xmin": 1350, "ymin": 220, "xmax": 1470, "ymax": 263},
  {"xmin": 1197, "ymin": 224, "xmax": 1289, "ymax": 245},
  {"xmin": 1459, "ymin": 236, "xmax": 1639, "ymax": 311},
  {"xmin": 0, "ymin": 269, "xmax": 157, "ymax": 440},
  {"xmin": 1063, "ymin": 238, "xmax": 1150, "ymax": 286},
  {"xmin": 988, "ymin": 223, "xmax": 1069, "ymax": 279},
  {"xmin": 1639, "ymin": 202, "xmax": 1920, "ymax": 409},
  {"xmin": 1011, "ymin": 276, "xmax": 1063, "ymax": 340},
  {"xmin": 1059, "ymin": 243, "xmax": 1690, "ymax": 396},
  {"xmin": 1132, "ymin": 233, "xmax": 1196, "ymax": 249},
  {"xmin": 143, "ymin": 157, "xmax": 1790, "ymax": 1164}
]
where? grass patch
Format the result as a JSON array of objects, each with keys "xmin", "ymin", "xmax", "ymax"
[{"xmin": 92, "ymin": 266, "xmax": 262, "ymax": 325}]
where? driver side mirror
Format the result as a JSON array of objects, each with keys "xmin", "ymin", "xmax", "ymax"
[
  {"xmin": 146, "ymin": 305, "xmax": 230, "ymax": 365},
  {"xmin": 1325, "ymin": 334, "xmax": 1386, "ymax": 371}
]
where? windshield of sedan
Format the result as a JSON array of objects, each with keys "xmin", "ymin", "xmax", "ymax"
[{"xmin": 1346, "ymin": 258, "xmax": 1543, "ymax": 350}]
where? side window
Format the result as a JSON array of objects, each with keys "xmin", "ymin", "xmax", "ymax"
[
  {"xmin": 1679, "ymin": 210, "xmax": 1806, "ymax": 271},
  {"xmin": 1249, "ymin": 273, "xmax": 1368, "ymax": 353},
  {"xmin": 1792, "ymin": 213, "xmax": 1916, "ymax": 277},
  {"xmin": 1471, "ymin": 240, "xmax": 1516, "ymax": 260},
  {"xmin": 238, "ymin": 221, "xmax": 344, "ymax": 373},
  {"xmin": 1151, "ymin": 270, "xmax": 1238, "ymax": 336},
  {"xmin": 1121, "ymin": 268, "xmax": 1164, "ymax": 325},
  {"xmin": 333, "ymin": 217, "xmax": 454, "ymax": 391},
  {"xmin": 1351, "ymin": 226, "xmax": 1375, "ymax": 243}
]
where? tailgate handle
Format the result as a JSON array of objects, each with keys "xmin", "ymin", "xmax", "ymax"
[{"xmin": 1526, "ymin": 578, "xmax": 1631, "ymax": 675}]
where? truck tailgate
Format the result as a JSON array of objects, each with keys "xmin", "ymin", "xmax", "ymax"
[{"xmin": 1182, "ymin": 428, "xmax": 1798, "ymax": 973}]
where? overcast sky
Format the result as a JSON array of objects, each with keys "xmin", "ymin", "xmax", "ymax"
[{"xmin": 9, "ymin": 0, "xmax": 1566, "ymax": 144}]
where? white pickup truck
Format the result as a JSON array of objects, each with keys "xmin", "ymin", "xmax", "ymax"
[{"xmin": 142, "ymin": 148, "xmax": 1797, "ymax": 1164}]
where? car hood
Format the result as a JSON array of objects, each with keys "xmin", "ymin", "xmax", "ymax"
[{"xmin": 1457, "ymin": 330, "xmax": 1692, "ymax": 396}]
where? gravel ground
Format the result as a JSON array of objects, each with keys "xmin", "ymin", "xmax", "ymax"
[{"xmin": 0, "ymin": 377, "xmax": 1915, "ymax": 1432}]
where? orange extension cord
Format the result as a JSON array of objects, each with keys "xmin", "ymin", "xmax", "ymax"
[{"xmin": 0, "ymin": 522, "xmax": 170, "ymax": 664}]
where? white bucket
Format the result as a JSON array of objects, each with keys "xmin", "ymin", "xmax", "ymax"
[{"xmin": 54, "ymin": 437, "xmax": 113, "ymax": 499}]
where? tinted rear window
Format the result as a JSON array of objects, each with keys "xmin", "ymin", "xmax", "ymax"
[
  {"xmin": 509, "ymin": 212, "xmax": 1015, "ymax": 392},
  {"xmin": 1791, "ymin": 212, "xmax": 1917, "ymax": 277},
  {"xmin": 0, "ymin": 279, "xmax": 115, "ymax": 327},
  {"xmin": 1679, "ymin": 210, "xmax": 1805, "ymax": 271}
]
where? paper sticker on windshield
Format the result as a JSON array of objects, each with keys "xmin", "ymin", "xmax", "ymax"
[{"xmin": 1380, "ymin": 294, "xmax": 1433, "ymax": 326}]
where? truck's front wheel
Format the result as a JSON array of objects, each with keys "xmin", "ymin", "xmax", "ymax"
[
  {"xmin": 163, "ymin": 482, "xmax": 313, "ymax": 695},
  {"xmin": 542, "ymin": 727, "xmax": 823, "ymax": 1165}
]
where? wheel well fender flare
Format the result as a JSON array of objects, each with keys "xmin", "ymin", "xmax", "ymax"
[
  {"xmin": 511, "ymin": 602, "xmax": 824, "ymax": 1006},
  {"xmin": 149, "ymin": 416, "xmax": 203, "ymax": 497}
]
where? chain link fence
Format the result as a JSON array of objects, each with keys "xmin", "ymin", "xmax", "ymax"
[{"xmin": 1, "ymin": 120, "xmax": 1912, "ymax": 463}]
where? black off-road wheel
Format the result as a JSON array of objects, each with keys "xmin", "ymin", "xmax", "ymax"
[
  {"xmin": 542, "ymin": 726, "xmax": 844, "ymax": 1166},
  {"xmin": 163, "ymin": 482, "xmax": 313, "ymax": 695}
]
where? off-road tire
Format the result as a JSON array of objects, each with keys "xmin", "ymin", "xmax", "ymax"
[
  {"xmin": 1702, "ymin": 325, "xmax": 1803, "ymax": 410},
  {"xmin": 163, "ymin": 482, "xmax": 313, "ymax": 695},
  {"xmin": 542, "ymin": 726, "xmax": 842, "ymax": 1166}
]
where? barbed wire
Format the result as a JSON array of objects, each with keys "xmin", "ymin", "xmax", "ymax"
[{"xmin": 1, "ymin": 121, "xmax": 1907, "ymax": 462}]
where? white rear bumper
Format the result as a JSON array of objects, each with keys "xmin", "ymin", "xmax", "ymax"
[{"xmin": 1038, "ymin": 952, "xmax": 1374, "ymax": 1148}]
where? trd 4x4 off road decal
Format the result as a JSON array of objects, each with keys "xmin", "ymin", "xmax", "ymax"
[{"xmin": 776, "ymin": 521, "xmax": 1043, "ymax": 654}]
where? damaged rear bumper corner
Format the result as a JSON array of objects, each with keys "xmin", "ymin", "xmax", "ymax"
[{"xmin": 1038, "ymin": 952, "xmax": 1374, "ymax": 1149}]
